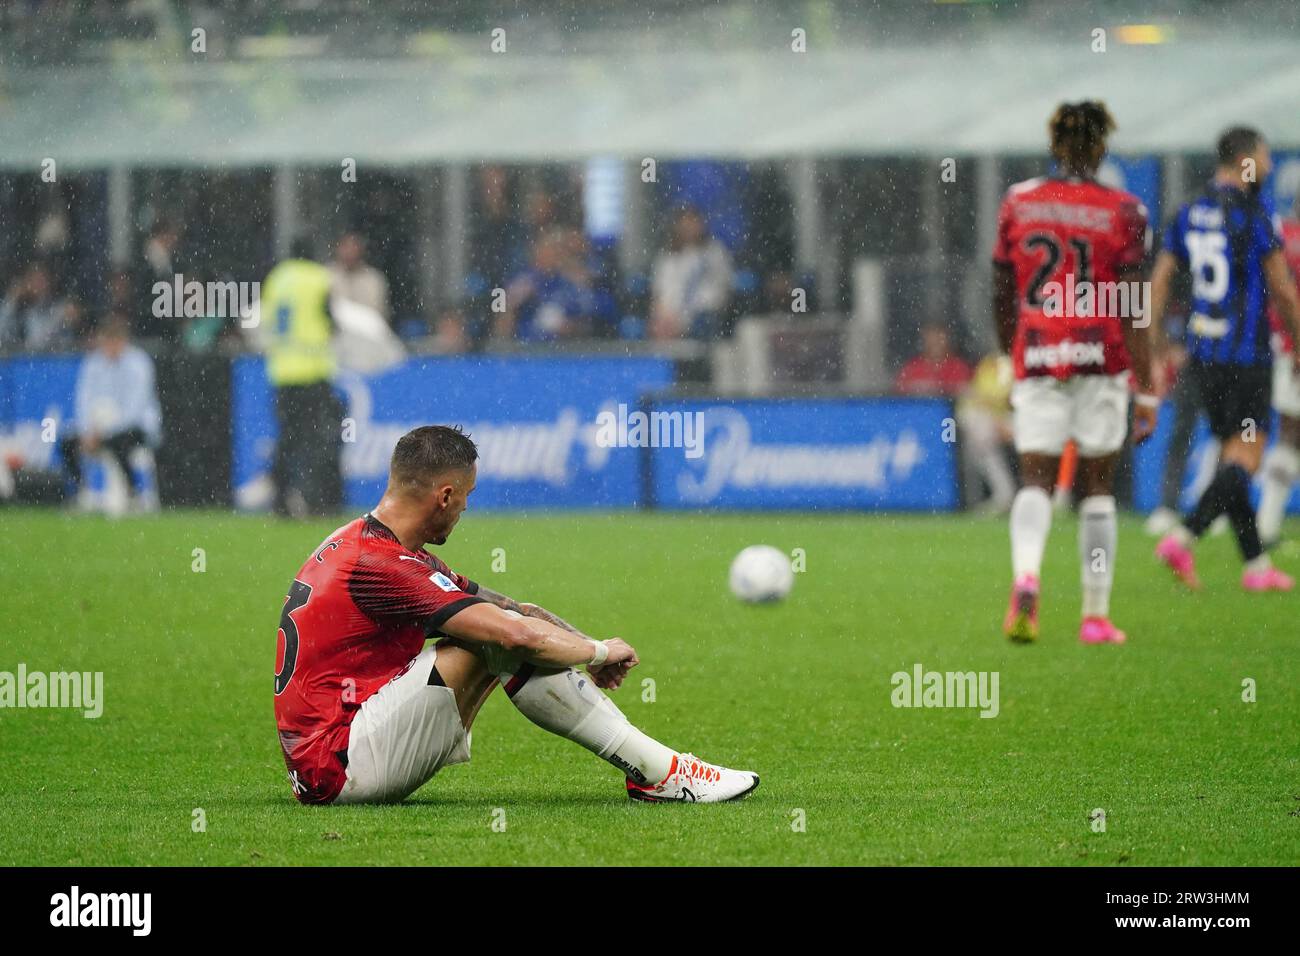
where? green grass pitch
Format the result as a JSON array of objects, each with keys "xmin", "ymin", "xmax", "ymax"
[{"xmin": 1, "ymin": 508, "xmax": 1297, "ymax": 866}]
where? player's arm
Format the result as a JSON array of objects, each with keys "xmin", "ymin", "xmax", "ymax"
[
  {"xmin": 439, "ymin": 602, "xmax": 638, "ymax": 688},
  {"xmin": 1148, "ymin": 201, "xmax": 1190, "ymax": 345},
  {"xmin": 473, "ymin": 584, "xmax": 588, "ymax": 638},
  {"xmin": 1146, "ymin": 250, "xmax": 1179, "ymax": 345},
  {"xmin": 469, "ymin": 584, "xmax": 635, "ymax": 688},
  {"xmin": 991, "ymin": 193, "xmax": 1018, "ymax": 353},
  {"xmin": 992, "ymin": 262, "xmax": 1017, "ymax": 353},
  {"xmin": 352, "ymin": 552, "xmax": 634, "ymax": 688},
  {"xmin": 1262, "ymin": 248, "xmax": 1300, "ymax": 368},
  {"xmin": 1120, "ymin": 263, "xmax": 1159, "ymax": 442}
]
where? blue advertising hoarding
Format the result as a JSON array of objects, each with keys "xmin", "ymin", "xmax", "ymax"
[
  {"xmin": 0, "ymin": 355, "xmax": 80, "ymax": 471},
  {"xmin": 645, "ymin": 396, "xmax": 960, "ymax": 511},
  {"xmin": 231, "ymin": 354, "xmax": 674, "ymax": 510},
  {"xmin": 0, "ymin": 355, "xmax": 148, "ymax": 496},
  {"xmin": 5, "ymin": 352, "xmax": 1299, "ymax": 515}
]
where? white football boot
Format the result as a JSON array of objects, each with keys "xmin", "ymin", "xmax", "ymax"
[{"xmin": 626, "ymin": 752, "xmax": 759, "ymax": 803}]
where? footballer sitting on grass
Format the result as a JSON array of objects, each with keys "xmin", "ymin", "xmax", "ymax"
[{"xmin": 273, "ymin": 424, "xmax": 758, "ymax": 805}]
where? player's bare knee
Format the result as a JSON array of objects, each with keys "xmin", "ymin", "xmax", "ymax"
[
  {"xmin": 1076, "ymin": 456, "xmax": 1117, "ymax": 498},
  {"xmin": 1017, "ymin": 455, "xmax": 1058, "ymax": 491},
  {"xmin": 434, "ymin": 639, "xmax": 491, "ymax": 683}
]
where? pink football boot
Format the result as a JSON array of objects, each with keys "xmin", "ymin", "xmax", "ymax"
[
  {"xmin": 1156, "ymin": 534, "xmax": 1201, "ymax": 590},
  {"xmin": 1079, "ymin": 616, "xmax": 1127, "ymax": 645},
  {"xmin": 1242, "ymin": 567, "xmax": 1294, "ymax": 592},
  {"xmin": 1003, "ymin": 573, "xmax": 1040, "ymax": 643}
]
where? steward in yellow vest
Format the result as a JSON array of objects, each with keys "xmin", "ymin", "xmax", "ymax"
[
  {"xmin": 261, "ymin": 256, "xmax": 336, "ymax": 386},
  {"xmin": 263, "ymin": 239, "xmax": 343, "ymax": 517}
]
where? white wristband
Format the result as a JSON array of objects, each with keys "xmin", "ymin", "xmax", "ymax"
[
  {"xmin": 1135, "ymin": 393, "xmax": 1160, "ymax": 409},
  {"xmin": 588, "ymin": 640, "xmax": 609, "ymax": 666}
]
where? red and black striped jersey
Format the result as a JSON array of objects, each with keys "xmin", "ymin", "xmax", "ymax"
[
  {"xmin": 995, "ymin": 175, "xmax": 1148, "ymax": 380},
  {"xmin": 1268, "ymin": 216, "xmax": 1300, "ymax": 354},
  {"xmin": 273, "ymin": 514, "xmax": 483, "ymax": 804}
]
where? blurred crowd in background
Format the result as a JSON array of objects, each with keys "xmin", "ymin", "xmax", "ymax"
[
  {"xmin": 1, "ymin": 154, "xmax": 1207, "ymax": 514},
  {"xmin": 0, "ymin": 160, "xmax": 813, "ymax": 355}
]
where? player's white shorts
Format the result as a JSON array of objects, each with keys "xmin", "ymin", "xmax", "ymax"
[
  {"xmin": 334, "ymin": 645, "xmax": 471, "ymax": 805},
  {"xmin": 1272, "ymin": 353, "xmax": 1300, "ymax": 417},
  {"xmin": 1011, "ymin": 372, "xmax": 1130, "ymax": 457}
]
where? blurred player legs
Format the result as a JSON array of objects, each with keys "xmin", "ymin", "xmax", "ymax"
[
  {"xmin": 957, "ymin": 353, "xmax": 1015, "ymax": 513},
  {"xmin": 958, "ymin": 405, "xmax": 1015, "ymax": 512},
  {"xmin": 1007, "ymin": 374, "xmax": 1130, "ymax": 644},
  {"xmin": 273, "ymin": 381, "xmax": 343, "ymax": 517},
  {"xmin": 1146, "ymin": 361, "xmax": 1201, "ymax": 534},
  {"xmin": 1257, "ymin": 353, "xmax": 1300, "ymax": 548}
]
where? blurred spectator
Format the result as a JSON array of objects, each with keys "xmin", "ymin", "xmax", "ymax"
[
  {"xmin": 957, "ymin": 353, "xmax": 1016, "ymax": 512},
  {"xmin": 580, "ymin": 236, "xmax": 623, "ymax": 337},
  {"xmin": 469, "ymin": 165, "xmax": 523, "ymax": 293},
  {"xmin": 330, "ymin": 232, "xmax": 391, "ymax": 323},
  {"xmin": 518, "ymin": 189, "xmax": 559, "ymax": 259},
  {"xmin": 650, "ymin": 206, "xmax": 733, "ymax": 340},
  {"xmin": 431, "ymin": 306, "xmax": 473, "ymax": 354},
  {"xmin": 136, "ymin": 218, "xmax": 184, "ymax": 341},
  {"xmin": 59, "ymin": 313, "xmax": 161, "ymax": 508},
  {"xmin": 0, "ymin": 261, "xmax": 81, "ymax": 350},
  {"xmin": 63, "ymin": 297, "xmax": 88, "ymax": 342},
  {"xmin": 105, "ymin": 267, "xmax": 136, "ymax": 315},
  {"xmin": 894, "ymin": 322, "xmax": 972, "ymax": 397},
  {"xmin": 760, "ymin": 269, "xmax": 816, "ymax": 317},
  {"xmin": 762, "ymin": 270, "xmax": 795, "ymax": 314},
  {"xmin": 33, "ymin": 195, "xmax": 72, "ymax": 274},
  {"xmin": 261, "ymin": 238, "xmax": 343, "ymax": 517},
  {"xmin": 180, "ymin": 269, "xmax": 246, "ymax": 354},
  {"xmin": 495, "ymin": 229, "xmax": 595, "ymax": 343}
]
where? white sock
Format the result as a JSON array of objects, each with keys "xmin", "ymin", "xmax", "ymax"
[
  {"xmin": 1078, "ymin": 495, "xmax": 1117, "ymax": 619},
  {"xmin": 480, "ymin": 639, "xmax": 675, "ymax": 786},
  {"xmin": 1257, "ymin": 444, "xmax": 1300, "ymax": 544},
  {"xmin": 1010, "ymin": 486, "xmax": 1052, "ymax": 579},
  {"xmin": 1245, "ymin": 553, "xmax": 1274, "ymax": 574}
]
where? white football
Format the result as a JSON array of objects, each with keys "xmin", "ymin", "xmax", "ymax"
[{"xmin": 729, "ymin": 545, "xmax": 794, "ymax": 603}]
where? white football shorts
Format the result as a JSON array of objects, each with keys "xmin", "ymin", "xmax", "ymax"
[
  {"xmin": 1011, "ymin": 371, "xmax": 1131, "ymax": 458},
  {"xmin": 333, "ymin": 644, "xmax": 471, "ymax": 805},
  {"xmin": 1272, "ymin": 353, "xmax": 1300, "ymax": 418}
]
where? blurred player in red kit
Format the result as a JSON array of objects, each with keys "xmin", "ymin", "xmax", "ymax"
[
  {"xmin": 992, "ymin": 101, "xmax": 1158, "ymax": 645},
  {"xmin": 1256, "ymin": 197, "xmax": 1300, "ymax": 548},
  {"xmin": 273, "ymin": 425, "xmax": 758, "ymax": 805}
]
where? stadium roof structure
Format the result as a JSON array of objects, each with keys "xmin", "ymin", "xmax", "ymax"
[{"xmin": 3, "ymin": 38, "xmax": 1300, "ymax": 168}]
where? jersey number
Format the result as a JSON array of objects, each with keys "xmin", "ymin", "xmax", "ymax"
[
  {"xmin": 1186, "ymin": 230, "xmax": 1230, "ymax": 304},
  {"xmin": 274, "ymin": 580, "xmax": 312, "ymax": 696},
  {"xmin": 1022, "ymin": 233, "xmax": 1093, "ymax": 307}
]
